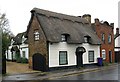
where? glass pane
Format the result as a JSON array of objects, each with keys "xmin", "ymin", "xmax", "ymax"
[{"xmin": 59, "ymin": 51, "xmax": 67, "ymax": 65}]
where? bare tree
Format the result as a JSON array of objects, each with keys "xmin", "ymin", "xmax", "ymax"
[{"xmin": 0, "ymin": 13, "xmax": 14, "ymax": 55}]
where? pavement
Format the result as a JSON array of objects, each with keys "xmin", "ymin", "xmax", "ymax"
[{"xmin": 2, "ymin": 63, "xmax": 118, "ymax": 80}]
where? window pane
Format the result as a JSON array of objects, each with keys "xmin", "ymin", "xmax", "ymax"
[
  {"xmin": 88, "ymin": 51, "xmax": 94, "ymax": 62},
  {"xmin": 22, "ymin": 51, "xmax": 25, "ymax": 58},
  {"xmin": 108, "ymin": 34, "xmax": 111, "ymax": 43},
  {"xmin": 34, "ymin": 30, "xmax": 39, "ymax": 41},
  {"xmin": 61, "ymin": 35, "xmax": 66, "ymax": 41},
  {"xmin": 59, "ymin": 51, "xmax": 68, "ymax": 65},
  {"xmin": 102, "ymin": 50, "xmax": 106, "ymax": 59}
]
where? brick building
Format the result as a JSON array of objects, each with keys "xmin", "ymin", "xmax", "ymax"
[
  {"xmin": 93, "ymin": 18, "xmax": 115, "ymax": 63},
  {"xmin": 82, "ymin": 14, "xmax": 115, "ymax": 63}
]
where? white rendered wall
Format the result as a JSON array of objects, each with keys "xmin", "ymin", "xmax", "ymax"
[
  {"xmin": 115, "ymin": 36, "xmax": 120, "ymax": 51},
  {"xmin": 49, "ymin": 42, "xmax": 100, "ymax": 67},
  {"xmin": 6, "ymin": 46, "xmax": 12, "ymax": 60},
  {"xmin": 20, "ymin": 44, "xmax": 29, "ymax": 59}
]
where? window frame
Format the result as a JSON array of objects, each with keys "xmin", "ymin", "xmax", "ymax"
[
  {"xmin": 108, "ymin": 34, "xmax": 112, "ymax": 43},
  {"xmin": 88, "ymin": 51, "xmax": 94, "ymax": 62},
  {"xmin": 22, "ymin": 51, "xmax": 26, "ymax": 58},
  {"xmin": 101, "ymin": 33, "xmax": 105, "ymax": 43},
  {"xmin": 34, "ymin": 29, "xmax": 40, "ymax": 41},
  {"xmin": 61, "ymin": 34, "xmax": 67, "ymax": 42},
  {"xmin": 102, "ymin": 49, "xmax": 106, "ymax": 60},
  {"xmin": 59, "ymin": 51, "xmax": 68, "ymax": 65}
]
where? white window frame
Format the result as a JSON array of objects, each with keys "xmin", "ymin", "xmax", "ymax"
[
  {"xmin": 61, "ymin": 35, "xmax": 66, "ymax": 42},
  {"xmin": 101, "ymin": 33, "xmax": 105, "ymax": 43},
  {"xmin": 88, "ymin": 51, "xmax": 94, "ymax": 62},
  {"xmin": 22, "ymin": 51, "xmax": 26, "ymax": 58},
  {"xmin": 108, "ymin": 34, "xmax": 112, "ymax": 43},
  {"xmin": 102, "ymin": 49, "xmax": 106, "ymax": 60},
  {"xmin": 34, "ymin": 30, "xmax": 39, "ymax": 41}
]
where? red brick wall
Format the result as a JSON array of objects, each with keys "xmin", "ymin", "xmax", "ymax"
[
  {"xmin": 27, "ymin": 15, "xmax": 48, "ymax": 68},
  {"xmin": 95, "ymin": 23, "xmax": 115, "ymax": 63}
]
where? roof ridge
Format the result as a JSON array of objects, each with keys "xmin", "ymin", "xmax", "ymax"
[{"xmin": 31, "ymin": 8, "xmax": 89, "ymax": 24}]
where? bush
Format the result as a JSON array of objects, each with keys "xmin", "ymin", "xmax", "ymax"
[
  {"xmin": 16, "ymin": 58, "xmax": 22, "ymax": 63},
  {"xmin": 21, "ymin": 57, "xmax": 28, "ymax": 63},
  {"xmin": 103, "ymin": 61, "xmax": 109, "ymax": 66}
]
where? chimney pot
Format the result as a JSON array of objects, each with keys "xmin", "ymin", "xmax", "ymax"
[{"xmin": 116, "ymin": 28, "xmax": 119, "ymax": 35}]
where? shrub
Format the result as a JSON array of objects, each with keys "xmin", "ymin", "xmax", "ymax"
[
  {"xmin": 16, "ymin": 57, "xmax": 22, "ymax": 63},
  {"xmin": 103, "ymin": 61, "xmax": 109, "ymax": 66},
  {"xmin": 21, "ymin": 57, "xmax": 28, "ymax": 63}
]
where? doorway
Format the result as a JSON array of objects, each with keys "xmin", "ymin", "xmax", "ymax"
[
  {"xmin": 32, "ymin": 53, "xmax": 46, "ymax": 71},
  {"xmin": 76, "ymin": 47, "xmax": 86, "ymax": 67},
  {"xmin": 109, "ymin": 51, "xmax": 112, "ymax": 63}
]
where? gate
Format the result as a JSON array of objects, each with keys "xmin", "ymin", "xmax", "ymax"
[{"xmin": 32, "ymin": 53, "xmax": 46, "ymax": 71}]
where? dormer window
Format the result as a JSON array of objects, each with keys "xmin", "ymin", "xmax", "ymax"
[
  {"xmin": 84, "ymin": 37, "xmax": 88, "ymax": 43},
  {"xmin": 84, "ymin": 35, "xmax": 91, "ymax": 43},
  {"xmin": 34, "ymin": 30, "xmax": 39, "ymax": 41},
  {"xmin": 61, "ymin": 34, "xmax": 69, "ymax": 42},
  {"xmin": 61, "ymin": 35, "xmax": 66, "ymax": 41}
]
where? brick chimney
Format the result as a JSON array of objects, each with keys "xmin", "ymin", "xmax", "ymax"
[
  {"xmin": 110, "ymin": 23, "xmax": 114, "ymax": 27},
  {"xmin": 94, "ymin": 18, "xmax": 100, "ymax": 25},
  {"xmin": 82, "ymin": 14, "xmax": 91, "ymax": 23}
]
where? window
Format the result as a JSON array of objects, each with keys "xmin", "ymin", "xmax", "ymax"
[
  {"xmin": 22, "ymin": 51, "xmax": 26, "ymax": 58},
  {"xmin": 108, "ymin": 34, "xmax": 112, "ymax": 43},
  {"xmin": 59, "ymin": 51, "xmax": 68, "ymax": 65},
  {"xmin": 88, "ymin": 51, "xmax": 94, "ymax": 62},
  {"xmin": 84, "ymin": 37, "xmax": 88, "ymax": 43},
  {"xmin": 34, "ymin": 30, "xmax": 39, "ymax": 41},
  {"xmin": 101, "ymin": 33, "xmax": 105, "ymax": 43},
  {"xmin": 102, "ymin": 49, "xmax": 106, "ymax": 59},
  {"xmin": 61, "ymin": 35, "xmax": 67, "ymax": 42}
]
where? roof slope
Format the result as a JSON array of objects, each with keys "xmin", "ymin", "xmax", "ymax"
[
  {"xmin": 27, "ymin": 8, "xmax": 101, "ymax": 44},
  {"xmin": 13, "ymin": 32, "xmax": 27, "ymax": 45}
]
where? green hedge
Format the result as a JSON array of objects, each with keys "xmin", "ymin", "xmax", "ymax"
[
  {"xmin": 16, "ymin": 57, "xmax": 28, "ymax": 63},
  {"xmin": 16, "ymin": 58, "xmax": 22, "ymax": 63},
  {"xmin": 21, "ymin": 57, "xmax": 28, "ymax": 63}
]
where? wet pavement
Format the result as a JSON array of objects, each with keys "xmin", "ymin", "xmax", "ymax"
[
  {"xmin": 2, "ymin": 63, "xmax": 119, "ymax": 81},
  {"xmin": 55, "ymin": 65, "xmax": 118, "ymax": 80}
]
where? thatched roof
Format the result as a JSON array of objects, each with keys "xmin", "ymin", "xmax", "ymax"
[
  {"xmin": 26, "ymin": 8, "xmax": 101, "ymax": 45},
  {"xmin": 13, "ymin": 32, "xmax": 28, "ymax": 45}
]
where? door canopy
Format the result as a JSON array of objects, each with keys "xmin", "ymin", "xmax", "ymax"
[{"xmin": 76, "ymin": 47, "xmax": 86, "ymax": 54}]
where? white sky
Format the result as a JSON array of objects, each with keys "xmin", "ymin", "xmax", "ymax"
[{"xmin": 0, "ymin": 0, "xmax": 119, "ymax": 35}]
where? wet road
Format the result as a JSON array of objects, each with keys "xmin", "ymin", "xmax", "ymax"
[
  {"xmin": 2, "ymin": 64, "xmax": 120, "ymax": 82},
  {"xmin": 54, "ymin": 65, "xmax": 119, "ymax": 80}
]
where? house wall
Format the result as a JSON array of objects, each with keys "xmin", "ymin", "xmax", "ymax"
[
  {"xmin": 94, "ymin": 21, "xmax": 115, "ymax": 62},
  {"xmin": 6, "ymin": 46, "xmax": 12, "ymax": 60},
  {"xmin": 49, "ymin": 42, "xmax": 100, "ymax": 68},
  {"xmin": 115, "ymin": 36, "xmax": 120, "ymax": 51},
  {"xmin": 6, "ymin": 44, "xmax": 29, "ymax": 60},
  {"xmin": 20, "ymin": 44, "xmax": 29, "ymax": 59},
  {"xmin": 28, "ymin": 15, "xmax": 48, "ymax": 69}
]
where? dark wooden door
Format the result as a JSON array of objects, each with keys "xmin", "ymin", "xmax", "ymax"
[
  {"xmin": 32, "ymin": 53, "xmax": 46, "ymax": 71},
  {"xmin": 76, "ymin": 52, "xmax": 83, "ymax": 67},
  {"xmin": 109, "ymin": 51, "xmax": 112, "ymax": 63},
  {"xmin": 115, "ymin": 51, "xmax": 120, "ymax": 63}
]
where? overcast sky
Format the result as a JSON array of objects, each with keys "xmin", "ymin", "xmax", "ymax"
[{"xmin": 0, "ymin": 0, "xmax": 119, "ymax": 35}]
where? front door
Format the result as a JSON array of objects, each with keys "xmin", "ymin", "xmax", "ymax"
[
  {"xmin": 109, "ymin": 51, "xmax": 112, "ymax": 63},
  {"xmin": 76, "ymin": 52, "xmax": 83, "ymax": 67},
  {"xmin": 32, "ymin": 53, "xmax": 46, "ymax": 71}
]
